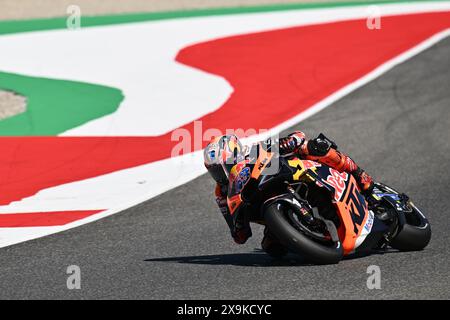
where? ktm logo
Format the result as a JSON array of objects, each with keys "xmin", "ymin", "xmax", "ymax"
[
  {"xmin": 345, "ymin": 182, "xmax": 368, "ymax": 234},
  {"xmin": 258, "ymin": 157, "xmax": 269, "ymax": 170}
]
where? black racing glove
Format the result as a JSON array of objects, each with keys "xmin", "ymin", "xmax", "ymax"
[{"xmin": 233, "ymin": 221, "xmax": 252, "ymax": 244}]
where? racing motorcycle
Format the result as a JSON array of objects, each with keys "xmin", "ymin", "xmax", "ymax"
[{"xmin": 226, "ymin": 141, "xmax": 431, "ymax": 264}]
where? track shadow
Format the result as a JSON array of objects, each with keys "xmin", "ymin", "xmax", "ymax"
[
  {"xmin": 145, "ymin": 249, "xmax": 315, "ymax": 267},
  {"xmin": 146, "ymin": 248, "xmax": 404, "ymax": 267},
  {"xmin": 343, "ymin": 248, "xmax": 401, "ymax": 261}
]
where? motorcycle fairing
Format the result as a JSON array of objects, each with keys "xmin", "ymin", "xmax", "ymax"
[
  {"xmin": 334, "ymin": 179, "xmax": 370, "ymax": 254},
  {"xmin": 293, "ymin": 160, "xmax": 372, "ymax": 255},
  {"xmin": 227, "ymin": 153, "xmax": 379, "ymax": 255}
]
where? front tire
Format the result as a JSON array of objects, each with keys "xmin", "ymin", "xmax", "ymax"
[{"xmin": 264, "ymin": 202, "xmax": 343, "ymax": 264}]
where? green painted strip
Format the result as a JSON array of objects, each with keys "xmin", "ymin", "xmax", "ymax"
[
  {"xmin": 0, "ymin": 72, "xmax": 123, "ymax": 136},
  {"xmin": 0, "ymin": 0, "xmax": 447, "ymax": 36}
]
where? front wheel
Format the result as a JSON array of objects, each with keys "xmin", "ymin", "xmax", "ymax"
[{"xmin": 264, "ymin": 201, "xmax": 343, "ymax": 265}]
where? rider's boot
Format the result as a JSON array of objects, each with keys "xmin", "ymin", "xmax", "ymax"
[
  {"xmin": 353, "ymin": 168, "xmax": 379, "ymax": 210},
  {"xmin": 352, "ymin": 167, "xmax": 374, "ymax": 195}
]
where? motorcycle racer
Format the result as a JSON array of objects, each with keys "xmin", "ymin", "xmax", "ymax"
[{"xmin": 203, "ymin": 132, "xmax": 374, "ymax": 256}]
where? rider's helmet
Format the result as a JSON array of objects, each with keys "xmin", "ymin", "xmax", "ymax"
[{"xmin": 204, "ymin": 135, "xmax": 244, "ymax": 185}]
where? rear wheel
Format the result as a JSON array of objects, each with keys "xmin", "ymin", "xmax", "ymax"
[
  {"xmin": 390, "ymin": 202, "xmax": 431, "ymax": 251},
  {"xmin": 264, "ymin": 201, "xmax": 343, "ymax": 264},
  {"xmin": 374, "ymin": 183, "xmax": 431, "ymax": 251}
]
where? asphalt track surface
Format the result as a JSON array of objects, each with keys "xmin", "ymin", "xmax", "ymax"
[{"xmin": 0, "ymin": 36, "xmax": 449, "ymax": 300}]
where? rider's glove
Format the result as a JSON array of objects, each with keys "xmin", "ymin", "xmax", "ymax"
[
  {"xmin": 233, "ymin": 223, "xmax": 252, "ymax": 244},
  {"xmin": 279, "ymin": 132, "xmax": 306, "ymax": 154}
]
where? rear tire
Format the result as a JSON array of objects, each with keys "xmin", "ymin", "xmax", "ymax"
[
  {"xmin": 264, "ymin": 202, "xmax": 343, "ymax": 264},
  {"xmin": 390, "ymin": 204, "xmax": 431, "ymax": 251}
]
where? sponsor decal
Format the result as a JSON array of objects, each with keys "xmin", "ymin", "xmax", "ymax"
[
  {"xmin": 345, "ymin": 180, "xmax": 368, "ymax": 235},
  {"xmin": 364, "ymin": 210, "xmax": 375, "ymax": 233},
  {"xmin": 288, "ymin": 159, "xmax": 305, "ymax": 181},
  {"xmin": 235, "ymin": 167, "xmax": 250, "ymax": 192},
  {"xmin": 376, "ymin": 193, "xmax": 400, "ymax": 201},
  {"xmin": 326, "ymin": 169, "xmax": 349, "ymax": 201},
  {"xmin": 229, "ymin": 162, "xmax": 245, "ymax": 181},
  {"xmin": 258, "ymin": 157, "xmax": 270, "ymax": 171},
  {"xmin": 302, "ymin": 160, "xmax": 321, "ymax": 170}
]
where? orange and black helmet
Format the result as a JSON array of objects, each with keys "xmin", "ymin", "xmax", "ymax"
[{"xmin": 203, "ymin": 135, "xmax": 244, "ymax": 185}]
